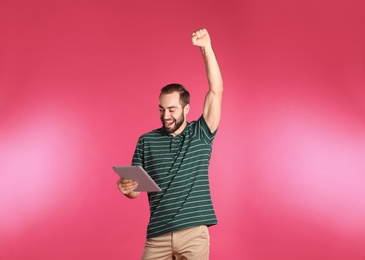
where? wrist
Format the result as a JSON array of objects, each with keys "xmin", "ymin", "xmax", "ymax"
[{"xmin": 200, "ymin": 44, "xmax": 214, "ymax": 55}]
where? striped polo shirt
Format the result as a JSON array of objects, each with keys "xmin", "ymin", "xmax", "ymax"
[{"xmin": 132, "ymin": 115, "xmax": 218, "ymax": 239}]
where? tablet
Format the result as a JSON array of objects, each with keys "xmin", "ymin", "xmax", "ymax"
[{"xmin": 113, "ymin": 166, "xmax": 162, "ymax": 192}]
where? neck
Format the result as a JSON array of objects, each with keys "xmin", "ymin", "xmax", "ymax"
[{"xmin": 171, "ymin": 121, "xmax": 187, "ymax": 137}]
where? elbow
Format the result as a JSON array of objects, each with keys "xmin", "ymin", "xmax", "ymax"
[{"xmin": 212, "ymin": 83, "xmax": 223, "ymax": 95}]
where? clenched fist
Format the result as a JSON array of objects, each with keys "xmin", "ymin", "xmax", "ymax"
[{"xmin": 191, "ymin": 28, "xmax": 211, "ymax": 48}]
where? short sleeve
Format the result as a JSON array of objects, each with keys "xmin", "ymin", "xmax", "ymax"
[
  {"xmin": 131, "ymin": 136, "xmax": 144, "ymax": 167},
  {"xmin": 196, "ymin": 115, "xmax": 217, "ymax": 145}
]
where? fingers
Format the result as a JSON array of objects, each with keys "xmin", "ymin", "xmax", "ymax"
[
  {"xmin": 117, "ymin": 178, "xmax": 138, "ymax": 195},
  {"xmin": 191, "ymin": 28, "xmax": 211, "ymax": 47},
  {"xmin": 192, "ymin": 28, "xmax": 207, "ymax": 39}
]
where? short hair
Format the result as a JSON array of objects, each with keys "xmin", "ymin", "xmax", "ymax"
[{"xmin": 160, "ymin": 83, "xmax": 190, "ymax": 107}]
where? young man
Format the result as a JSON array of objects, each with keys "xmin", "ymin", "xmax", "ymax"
[{"xmin": 117, "ymin": 28, "xmax": 223, "ymax": 259}]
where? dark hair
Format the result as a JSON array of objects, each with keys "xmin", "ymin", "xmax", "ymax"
[{"xmin": 160, "ymin": 83, "xmax": 190, "ymax": 107}]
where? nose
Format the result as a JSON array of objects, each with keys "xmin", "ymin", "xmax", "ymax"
[{"xmin": 162, "ymin": 110, "xmax": 170, "ymax": 119}]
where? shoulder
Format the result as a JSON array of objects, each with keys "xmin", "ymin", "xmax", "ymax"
[
  {"xmin": 137, "ymin": 128, "xmax": 166, "ymax": 141},
  {"xmin": 188, "ymin": 115, "xmax": 214, "ymax": 132},
  {"xmin": 187, "ymin": 115, "xmax": 217, "ymax": 144}
]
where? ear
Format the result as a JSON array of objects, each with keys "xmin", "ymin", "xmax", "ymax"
[{"xmin": 184, "ymin": 104, "xmax": 190, "ymax": 115}]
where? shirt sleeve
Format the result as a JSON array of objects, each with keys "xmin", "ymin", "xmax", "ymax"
[
  {"xmin": 131, "ymin": 136, "xmax": 144, "ymax": 167},
  {"xmin": 197, "ymin": 115, "xmax": 217, "ymax": 145}
]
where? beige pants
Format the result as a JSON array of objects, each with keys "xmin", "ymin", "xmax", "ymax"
[{"xmin": 141, "ymin": 225, "xmax": 210, "ymax": 260}]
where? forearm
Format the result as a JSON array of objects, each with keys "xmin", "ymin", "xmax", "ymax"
[{"xmin": 201, "ymin": 44, "xmax": 223, "ymax": 94}]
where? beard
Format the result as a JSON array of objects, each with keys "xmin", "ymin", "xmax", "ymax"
[{"xmin": 161, "ymin": 111, "xmax": 185, "ymax": 134}]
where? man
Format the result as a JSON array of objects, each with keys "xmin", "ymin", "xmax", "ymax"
[{"xmin": 117, "ymin": 28, "xmax": 223, "ymax": 259}]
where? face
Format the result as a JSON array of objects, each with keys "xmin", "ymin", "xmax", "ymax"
[{"xmin": 159, "ymin": 92, "xmax": 189, "ymax": 136}]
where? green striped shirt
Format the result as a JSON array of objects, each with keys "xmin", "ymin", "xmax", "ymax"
[{"xmin": 132, "ymin": 115, "xmax": 218, "ymax": 239}]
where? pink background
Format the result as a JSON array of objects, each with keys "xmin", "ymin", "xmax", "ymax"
[{"xmin": 1, "ymin": 0, "xmax": 364, "ymax": 259}]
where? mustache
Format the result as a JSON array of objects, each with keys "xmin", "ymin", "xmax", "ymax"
[{"xmin": 162, "ymin": 118, "xmax": 175, "ymax": 122}]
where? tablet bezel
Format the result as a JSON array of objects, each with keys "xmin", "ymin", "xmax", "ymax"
[{"xmin": 113, "ymin": 166, "xmax": 162, "ymax": 192}]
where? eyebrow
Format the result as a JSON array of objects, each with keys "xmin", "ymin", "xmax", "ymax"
[{"xmin": 159, "ymin": 105, "xmax": 178, "ymax": 109}]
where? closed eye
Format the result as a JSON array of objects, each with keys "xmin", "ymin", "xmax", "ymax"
[{"xmin": 159, "ymin": 106, "xmax": 177, "ymax": 112}]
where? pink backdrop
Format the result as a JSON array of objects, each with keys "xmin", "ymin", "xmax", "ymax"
[{"xmin": 1, "ymin": 0, "xmax": 364, "ymax": 259}]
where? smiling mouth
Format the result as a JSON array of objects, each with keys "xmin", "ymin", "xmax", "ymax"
[{"xmin": 164, "ymin": 120, "xmax": 174, "ymax": 128}]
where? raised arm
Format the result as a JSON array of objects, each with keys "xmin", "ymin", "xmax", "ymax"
[{"xmin": 192, "ymin": 28, "xmax": 223, "ymax": 133}]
